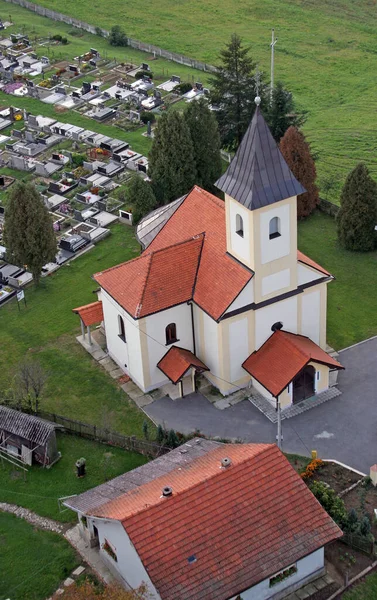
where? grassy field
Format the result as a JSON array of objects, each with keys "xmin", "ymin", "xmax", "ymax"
[
  {"xmin": 12, "ymin": 0, "xmax": 377, "ymax": 202},
  {"xmin": 0, "ymin": 433, "xmax": 147, "ymax": 521},
  {"xmin": 0, "ymin": 223, "xmax": 152, "ymax": 434},
  {"xmin": 298, "ymin": 211, "xmax": 377, "ymax": 350},
  {"xmin": 0, "ymin": 511, "xmax": 79, "ymax": 600},
  {"xmin": 343, "ymin": 573, "xmax": 377, "ymax": 599}
]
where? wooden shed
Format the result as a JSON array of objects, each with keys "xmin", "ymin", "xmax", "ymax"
[{"xmin": 0, "ymin": 406, "xmax": 62, "ymax": 467}]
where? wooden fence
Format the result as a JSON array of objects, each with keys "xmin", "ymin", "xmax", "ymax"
[
  {"xmin": 340, "ymin": 531, "xmax": 375, "ymax": 558},
  {"xmin": 4, "ymin": 0, "xmax": 216, "ymax": 73},
  {"xmin": 37, "ymin": 410, "xmax": 169, "ymax": 458}
]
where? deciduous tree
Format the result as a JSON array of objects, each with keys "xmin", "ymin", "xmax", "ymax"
[
  {"xmin": 127, "ymin": 176, "xmax": 157, "ymax": 224},
  {"xmin": 185, "ymin": 98, "xmax": 222, "ymax": 192},
  {"xmin": 109, "ymin": 25, "xmax": 128, "ymax": 47},
  {"xmin": 337, "ymin": 163, "xmax": 377, "ymax": 251},
  {"xmin": 280, "ymin": 126, "xmax": 319, "ymax": 218},
  {"xmin": 4, "ymin": 182, "xmax": 57, "ymax": 284},
  {"xmin": 148, "ymin": 111, "xmax": 196, "ymax": 204}
]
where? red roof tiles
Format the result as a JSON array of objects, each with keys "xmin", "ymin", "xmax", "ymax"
[
  {"xmin": 243, "ymin": 330, "xmax": 343, "ymax": 397},
  {"xmin": 93, "ymin": 235, "xmax": 204, "ymax": 319},
  {"xmin": 92, "ymin": 187, "xmax": 331, "ymax": 321},
  {"xmin": 298, "ymin": 250, "xmax": 331, "ymax": 277},
  {"xmin": 157, "ymin": 346, "xmax": 209, "ymax": 384},
  {"xmin": 91, "ymin": 444, "xmax": 342, "ymax": 600},
  {"xmin": 72, "ymin": 301, "xmax": 103, "ymax": 326}
]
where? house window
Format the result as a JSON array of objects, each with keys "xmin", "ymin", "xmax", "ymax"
[
  {"xmin": 102, "ymin": 539, "xmax": 118, "ymax": 562},
  {"xmin": 118, "ymin": 315, "xmax": 126, "ymax": 342},
  {"xmin": 236, "ymin": 214, "xmax": 244, "ymax": 237},
  {"xmin": 165, "ymin": 323, "xmax": 178, "ymax": 345},
  {"xmin": 269, "ymin": 564, "xmax": 297, "ymax": 587},
  {"xmin": 269, "ymin": 216, "xmax": 281, "ymax": 239}
]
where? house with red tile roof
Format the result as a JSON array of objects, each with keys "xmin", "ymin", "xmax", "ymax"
[
  {"xmin": 73, "ymin": 103, "xmax": 343, "ymax": 408},
  {"xmin": 64, "ymin": 439, "xmax": 342, "ymax": 599}
]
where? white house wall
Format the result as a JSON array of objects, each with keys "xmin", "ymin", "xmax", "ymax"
[
  {"xmin": 300, "ymin": 290, "xmax": 321, "ymax": 345},
  {"xmin": 255, "ymin": 296, "xmax": 298, "ymax": 349},
  {"xmin": 297, "ymin": 263, "xmax": 324, "ymax": 286},
  {"xmin": 261, "ymin": 269, "xmax": 290, "ymax": 297},
  {"xmin": 225, "ymin": 279, "xmax": 254, "ymax": 314},
  {"xmin": 229, "ymin": 317, "xmax": 249, "ymax": 383},
  {"xmin": 91, "ymin": 518, "xmax": 161, "ymax": 598},
  {"xmin": 144, "ymin": 303, "xmax": 194, "ymax": 388},
  {"xmin": 101, "ymin": 290, "xmax": 145, "ymax": 390},
  {"xmin": 231, "ymin": 548, "xmax": 324, "ymax": 600}
]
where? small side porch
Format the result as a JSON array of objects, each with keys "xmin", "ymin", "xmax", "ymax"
[
  {"xmin": 157, "ymin": 346, "xmax": 209, "ymax": 399},
  {"xmin": 72, "ymin": 301, "xmax": 104, "ymax": 350}
]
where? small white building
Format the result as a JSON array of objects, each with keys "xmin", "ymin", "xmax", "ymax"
[
  {"xmin": 74, "ymin": 106, "xmax": 343, "ymax": 408},
  {"xmin": 65, "ymin": 440, "xmax": 342, "ymax": 599}
]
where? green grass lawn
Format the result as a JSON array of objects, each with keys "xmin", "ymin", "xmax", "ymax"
[
  {"xmin": 16, "ymin": 0, "xmax": 377, "ymax": 203},
  {"xmin": 0, "ymin": 432, "xmax": 147, "ymax": 521},
  {"xmin": 298, "ymin": 211, "xmax": 377, "ymax": 350},
  {"xmin": 0, "ymin": 512, "xmax": 79, "ymax": 600},
  {"xmin": 0, "ymin": 223, "xmax": 152, "ymax": 434},
  {"xmin": 343, "ymin": 573, "xmax": 377, "ymax": 599}
]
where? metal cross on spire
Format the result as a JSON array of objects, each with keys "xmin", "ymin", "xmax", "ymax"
[{"xmin": 254, "ymin": 68, "xmax": 261, "ymax": 97}]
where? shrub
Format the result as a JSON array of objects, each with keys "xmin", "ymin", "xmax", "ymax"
[
  {"xmin": 71, "ymin": 153, "xmax": 85, "ymax": 168},
  {"xmin": 61, "ymin": 37, "xmax": 68, "ymax": 45},
  {"xmin": 135, "ymin": 70, "xmax": 153, "ymax": 80},
  {"xmin": 109, "ymin": 25, "xmax": 128, "ymax": 47},
  {"xmin": 140, "ymin": 112, "xmax": 156, "ymax": 124},
  {"xmin": 310, "ymin": 480, "xmax": 348, "ymax": 527},
  {"xmin": 300, "ymin": 458, "xmax": 324, "ymax": 480},
  {"xmin": 359, "ymin": 515, "xmax": 372, "ymax": 537},
  {"xmin": 51, "ymin": 34, "xmax": 62, "ymax": 42},
  {"xmin": 156, "ymin": 424, "xmax": 165, "ymax": 444},
  {"xmin": 176, "ymin": 82, "xmax": 192, "ymax": 95}
]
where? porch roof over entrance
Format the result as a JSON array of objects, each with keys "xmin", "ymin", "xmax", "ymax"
[
  {"xmin": 242, "ymin": 330, "xmax": 343, "ymax": 398},
  {"xmin": 72, "ymin": 300, "xmax": 103, "ymax": 326},
  {"xmin": 157, "ymin": 346, "xmax": 209, "ymax": 384}
]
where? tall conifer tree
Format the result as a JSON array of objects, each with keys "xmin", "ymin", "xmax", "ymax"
[
  {"xmin": 280, "ymin": 126, "xmax": 319, "ymax": 218},
  {"xmin": 185, "ymin": 98, "xmax": 222, "ymax": 192},
  {"xmin": 148, "ymin": 111, "xmax": 196, "ymax": 204},
  {"xmin": 264, "ymin": 81, "xmax": 306, "ymax": 142},
  {"xmin": 127, "ymin": 176, "xmax": 157, "ymax": 224},
  {"xmin": 4, "ymin": 182, "xmax": 57, "ymax": 284},
  {"xmin": 337, "ymin": 163, "xmax": 377, "ymax": 251}
]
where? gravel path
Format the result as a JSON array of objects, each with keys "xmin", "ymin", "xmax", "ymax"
[{"xmin": 0, "ymin": 502, "xmax": 64, "ymax": 534}]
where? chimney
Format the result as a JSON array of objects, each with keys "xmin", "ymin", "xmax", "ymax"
[
  {"xmin": 221, "ymin": 457, "xmax": 232, "ymax": 468},
  {"xmin": 162, "ymin": 486, "xmax": 173, "ymax": 497}
]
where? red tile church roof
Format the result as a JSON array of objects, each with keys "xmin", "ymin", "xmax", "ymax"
[
  {"xmin": 157, "ymin": 346, "xmax": 209, "ymax": 384},
  {"xmin": 72, "ymin": 301, "xmax": 103, "ymax": 326},
  {"xmin": 242, "ymin": 330, "xmax": 344, "ymax": 397},
  {"xmin": 91, "ymin": 443, "xmax": 342, "ymax": 600},
  {"xmin": 93, "ymin": 186, "xmax": 331, "ymax": 321}
]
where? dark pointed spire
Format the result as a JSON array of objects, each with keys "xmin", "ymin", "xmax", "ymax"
[{"xmin": 215, "ymin": 104, "xmax": 306, "ymax": 210}]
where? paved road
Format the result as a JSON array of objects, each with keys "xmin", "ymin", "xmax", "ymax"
[{"xmin": 145, "ymin": 337, "xmax": 377, "ymax": 473}]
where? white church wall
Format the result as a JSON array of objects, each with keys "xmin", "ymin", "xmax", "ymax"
[
  {"xmin": 255, "ymin": 296, "xmax": 298, "ymax": 350},
  {"xmin": 260, "ymin": 202, "xmax": 291, "ymax": 265},
  {"xmin": 93, "ymin": 518, "xmax": 161, "ymax": 598},
  {"xmin": 261, "ymin": 268, "xmax": 290, "ymax": 297},
  {"xmin": 202, "ymin": 309, "xmax": 220, "ymax": 376},
  {"xmin": 225, "ymin": 279, "xmax": 254, "ymax": 314},
  {"xmin": 229, "ymin": 317, "xmax": 249, "ymax": 383},
  {"xmin": 101, "ymin": 290, "xmax": 144, "ymax": 390},
  {"xmin": 300, "ymin": 290, "xmax": 321, "ymax": 345},
  {"xmin": 144, "ymin": 303, "xmax": 194, "ymax": 388},
  {"xmin": 297, "ymin": 263, "xmax": 324, "ymax": 287},
  {"xmin": 229, "ymin": 548, "xmax": 324, "ymax": 600}
]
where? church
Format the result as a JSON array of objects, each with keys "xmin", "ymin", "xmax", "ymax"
[{"xmin": 73, "ymin": 103, "xmax": 343, "ymax": 410}]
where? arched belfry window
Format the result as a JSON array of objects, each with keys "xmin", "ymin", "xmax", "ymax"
[
  {"xmin": 236, "ymin": 214, "xmax": 244, "ymax": 238},
  {"xmin": 118, "ymin": 315, "xmax": 126, "ymax": 342},
  {"xmin": 166, "ymin": 323, "xmax": 177, "ymax": 345},
  {"xmin": 269, "ymin": 216, "xmax": 281, "ymax": 240}
]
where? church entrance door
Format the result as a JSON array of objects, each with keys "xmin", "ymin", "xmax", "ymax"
[{"xmin": 293, "ymin": 365, "xmax": 315, "ymax": 403}]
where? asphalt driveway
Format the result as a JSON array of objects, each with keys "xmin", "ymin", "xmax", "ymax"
[{"xmin": 145, "ymin": 337, "xmax": 377, "ymax": 473}]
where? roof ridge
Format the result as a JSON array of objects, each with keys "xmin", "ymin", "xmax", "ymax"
[
  {"xmin": 193, "ymin": 185, "xmax": 224, "ymax": 210},
  {"xmin": 278, "ymin": 330, "xmax": 311, "ymax": 360},
  {"xmin": 118, "ymin": 444, "xmax": 274, "ymax": 521}
]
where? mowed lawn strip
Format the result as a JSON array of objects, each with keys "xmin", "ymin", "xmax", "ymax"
[
  {"xmin": 342, "ymin": 573, "xmax": 377, "ymax": 599},
  {"xmin": 298, "ymin": 211, "xmax": 377, "ymax": 350},
  {"xmin": 0, "ymin": 511, "xmax": 79, "ymax": 600},
  {"xmin": 0, "ymin": 223, "xmax": 151, "ymax": 434},
  {"xmin": 0, "ymin": 433, "xmax": 147, "ymax": 521}
]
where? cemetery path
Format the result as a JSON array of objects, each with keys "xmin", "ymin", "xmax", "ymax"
[
  {"xmin": 0, "ymin": 501, "xmax": 64, "ymax": 533},
  {"xmin": 145, "ymin": 336, "xmax": 377, "ymax": 474}
]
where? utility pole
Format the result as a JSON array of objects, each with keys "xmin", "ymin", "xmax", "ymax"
[
  {"xmin": 276, "ymin": 398, "xmax": 282, "ymax": 450},
  {"xmin": 270, "ymin": 28, "xmax": 278, "ymax": 104}
]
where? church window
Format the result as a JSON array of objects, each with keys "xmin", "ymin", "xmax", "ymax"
[
  {"xmin": 269, "ymin": 216, "xmax": 281, "ymax": 239},
  {"xmin": 236, "ymin": 214, "xmax": 244, "ymax": 237},
  {"xmin": 118, "ymin": 315, "xmax": 126, "ymax": 342},
  {"xmin": 166, "ymin": 323, "xmax": 178, "ymax": 345}
]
